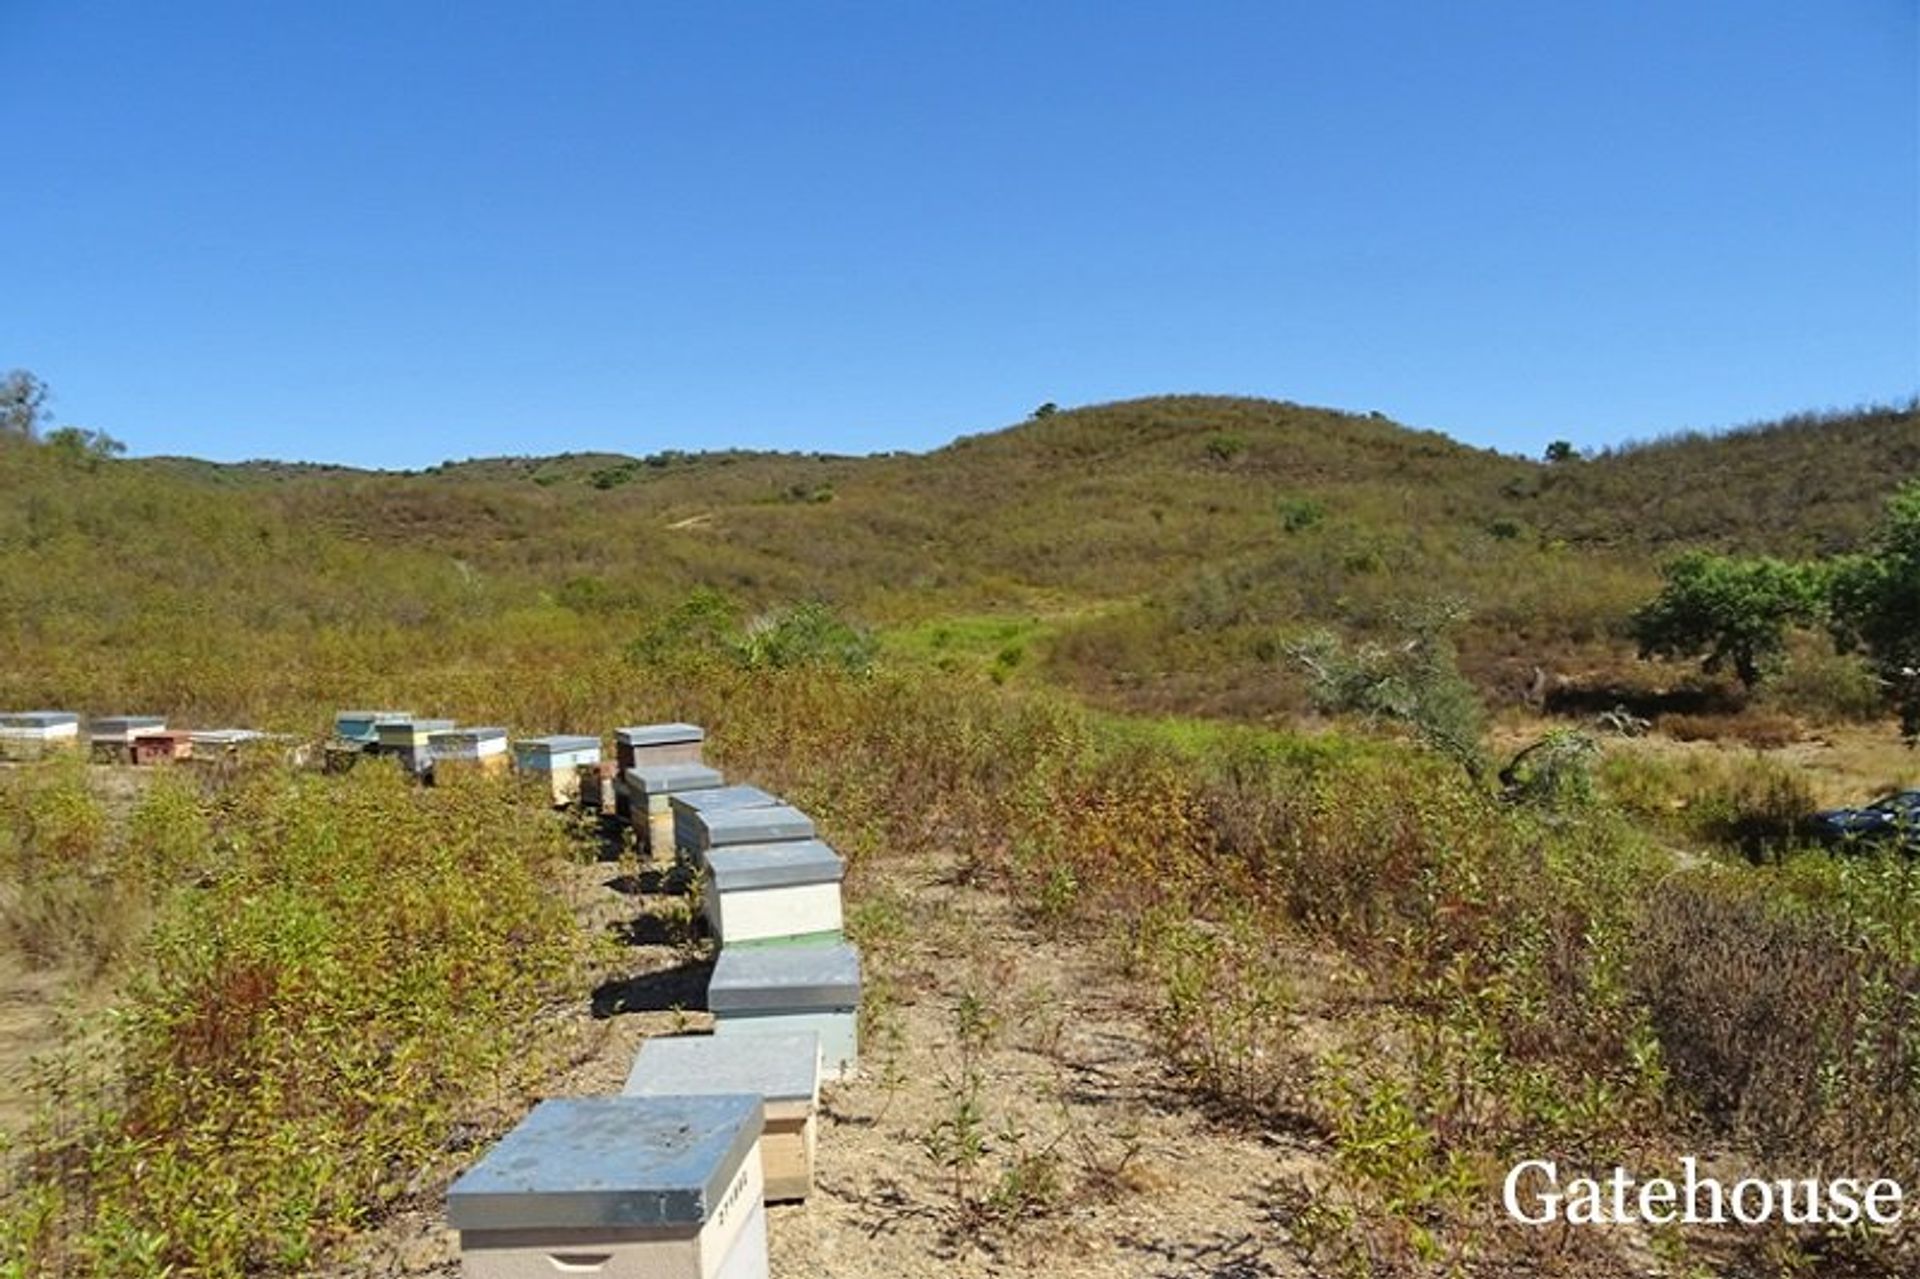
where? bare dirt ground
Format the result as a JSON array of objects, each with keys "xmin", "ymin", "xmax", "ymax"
[{"xmin": 328, "ymin": 823, "xmax": 1336, "ymax": 1279}]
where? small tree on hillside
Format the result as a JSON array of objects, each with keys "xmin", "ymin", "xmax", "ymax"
[
  {"xmin": 1829, "ymin": 482, "xmax": 1920, "ymax": 742},
  {"xmin": 1631, "ymin": 551, "xmax": 1825, "ymax": 690},
  {"xmin": 1544, "ymin": 440, "xmax": 1577, "ymax": 463},
  {"xmin": 0, "ymin": 369, "xmax": 50, "ymax": 438}
]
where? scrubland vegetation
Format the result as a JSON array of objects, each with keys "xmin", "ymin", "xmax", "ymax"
[{"xmin": 2, "ymin": 394, "xmax": 1919, "ymax": 1276}]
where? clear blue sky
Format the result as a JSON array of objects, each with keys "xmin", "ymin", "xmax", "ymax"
[{"xmin": 4, "ymin": 1, "xmax": 1914, "ymax": 468}]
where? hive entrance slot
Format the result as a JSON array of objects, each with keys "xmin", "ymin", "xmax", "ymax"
[{"xmin": 546, "ymin": 1253, "xmax": 612, "ymax": 1273}]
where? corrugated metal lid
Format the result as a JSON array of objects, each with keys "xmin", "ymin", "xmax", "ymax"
[
  {"xmin": 446, "ymin": 1095, "xmax": 762, "ymax": 1232},
  {"xmin": 622, "ymin": 1032, "xmax": 821, "ymax": 1104},
  {"xmin": 705, "ymin": 840, "xmax": 843, "ymax": 892},
  {"xmin": 708, "ymin": 941, "xmax": 861, "ymax": 1012},
  {"xmin": 617, "ymin": 723, "xmax": 706, "ymax": 747}
]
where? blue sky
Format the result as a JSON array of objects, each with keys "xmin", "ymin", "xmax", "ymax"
[{"xmin": 3, "ymin": 1, "xmax": 1914, "ymax": 468}]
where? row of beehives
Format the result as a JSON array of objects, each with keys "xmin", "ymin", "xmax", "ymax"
[
  {"xmin": 449, "ymin": 719, "xmax": 856, "ymax": 1279},
  {"xmin": 4, "ymin": 707, "xmax": 857, "ymax": 1278},
  {"xmin": 0, "ymin": 711, "xmax": 274, "ymax": 765}
]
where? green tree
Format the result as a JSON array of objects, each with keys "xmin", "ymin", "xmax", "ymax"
[
  {"xmin": 0, "ymin": 369, "xmax": 49, "ymax": 438},
  {"xmin": 1631, "ymin": 551, "xmax": 1823, "ymax": 690},
  {"xmin": 1544, "ymin": 440, "xmax": 1577, "ymax": 463},
  {"xmin": 1829, "ymin": 482, "xmax": 1920, "ymax": 741},
  {"xmin": 43, "ymin": 426, "xmax": 125, "ymax": 470}
]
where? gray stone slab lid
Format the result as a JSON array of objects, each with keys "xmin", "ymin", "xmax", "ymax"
[
  {"xmin": 709, "ymin": 941, "xmax": 861, "ymax": 1012},
  {"xmin": 516, "ymin": 734, "xmax": 601, "ymax": 754},
  {"xmin": 0, "ymin": 712, "xmax": 79, "ymax": 728},
  {"xmin": 90, "ymin": 716, "xmax": 165, "ymax": 734},
  {"xmin": 445, "ymin": 1095, "xmax": 762, "ymax": 1233},
  {"xmin": 622, "ymin": 1032, "xmax": 821, "ymax": 1104},
  {"xmin": 617, "ymin": 723, "xmax": 706, "ymax": 747},
  {"xmin": 698, "ymin": 805, "xmax": 815, "ymax": 847},
  {"xmin": 705, "ymin": 840, "xmax": 844, "ymax": 892},
  {"xmin": 627, "ymin": 763, "xmax": 725, "ymax": 796},
  {"xmin": 669, "ymin": 785, "xmax": 778, "ymax": 814}
]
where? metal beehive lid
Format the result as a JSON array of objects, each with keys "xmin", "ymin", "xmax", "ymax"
[
  {"xmin": 446, "ymin": 1095, "xmax": 762, "ymax": 1233},
  {"xmin": 698, "ymin": 805, "xmax": 815, "ymax": 848},
  {"xmin": 378, "ymin": 718, "xmax": 455, "ymax": 736},
  {"xmin": 335, "ymin": 710, "xmax": 410, "ymax": 726},
  {"xmin": 623, "ymin": 1032, "xmax": 821, "ymax": 1105},
  {"xmin": 705, "ymin": 840, "xmax": 844, "ymax": 893},
  {"xmin": 669, "ymin": 785, "xmax": 778, "ymax": 815},
  {"xmin": 708, "ymin": 941, "xmax": 861, "ymax": 1013},
  {"xmin": 189, "ymin": 729, "xmax": 264, "ymax": 745},
  {"xmin": 616, "ymin": 723, "xmax": 706, "ymax": 747},
  {"xmin": 0, "ymin": 712, "xmax": 80, "ymax": 728},
  {"xmin": 516, "ymin": 734, "xmax": 601, "ymax": 754},
  {"xmin": 90, "ymin": 716, "xmax": 165, "ymax": 734},
  {"xmin": 434, "ymin": 726, "xmax": 507, "ymax": 744},
  {"xmin": 626, "ymin": 763, "xmax": 725, "ymax": 796}
]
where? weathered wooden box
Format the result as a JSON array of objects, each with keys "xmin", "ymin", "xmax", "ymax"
[
  {"xmin": 667, "ymin": 787, "xmax": 782, "ymax": 859},
  {"xmin": 0, "ymin": 712, "xmax": 81, "ymax": 761},
  {"xmin": 334, "ymin": 710, "xmax": 412, "ymax": 745},
  {"xmin": 89, "ymin": 716, "xmax": 166, "ymax": 762},
  {"xmin": 615, "ymin": 723, "xmax": 706, "ymax": 772},
  {"xmin": 703, "ymin": 840, "xmax": 845, "ymax": 949},
  {"xmin": 513, "ymin": 735, "xmax": 603, "ymax": 805},
  {"xmin": 448, "ymin": 1096, "xmax": 767, "ymax": 1279},
  {"xmin": 626, "ymin": 763, "xmax": 726, "ymax": 860},
  {"xmin": 709, "ymin": 941, "xmax": 861, "ymax": 1081},
  {"xmin": 129, "ymin": 731, "xmax": 194, "ymax": 766},
  {"xmin": 623, "ymin": 1033, "xmax": 822, "ymax": 1203},
  {"xmin": 432, "ymin": 727, "xmax": 511, "ymax": 777},
  {"xmin": 579, "ymin": 760, "xmax": 620, "ymax": 815}
]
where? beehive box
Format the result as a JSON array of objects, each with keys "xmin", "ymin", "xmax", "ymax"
[
  {"xmin": 627, "ymin": 763, "xmax": 726, "ymax": 860},
  {"xmin": 703, "ymin": 840, "xmax": 845, "ymax": 948},
  {"xmin": 0, "ymin": 712, "xmax": 81, "ymax": 761},
  {"xmin": 447, "ymin": 1096, "xmax": 767, "ymax": 1279},
  {"xmin": 667, "ymin": 784, "xmax": 776, "ymax": 855},
  {"xmin": 129, "ymin": 731, "xmax": 194, "ymax": 766},
  {"xmin": 513, "ymin": 735, "xmax": 603, "ymax": 805},
  {"xmin": 615, "ymin": 723, "xmax": 705, "ymax": 772},
  {"xmin": 376, "ymin": 718, "xmax": 455, "ymax": 776},
  {"xmin": 579, "ymin": 760, "xmax": 620, "ymax": 815},
  {"xmin": 89, "ymin": 716, "xmax": 166, "ymax": 762},
  {"xmin": 683, "ymin": 805, "xmax": 816, "ymax": 869},
  {"xmin": 623, "ymin": 1033, "xmax": 821, "ymax": 1203},
  {"xmin": 709, "ymin": 941, "xmax": 860, "ymax": 1081},
  {"xmin": 432, "ymin": 727, "xmax": 511, "ymax": 777},
  {"xmin": 334, "ymin": 710, "xmax": 412, "ymax": 745}
]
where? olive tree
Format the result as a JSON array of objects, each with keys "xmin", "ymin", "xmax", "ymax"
[{"xmin": 1631, "ymin": 551, "xmax": 1825, "ymax": 690}]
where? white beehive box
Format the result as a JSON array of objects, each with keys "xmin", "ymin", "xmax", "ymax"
[
  {"xmin": 448, "ymin": 1096, "xmax": 767, "ymax": 1279},
  {"xmin": 376, "ymin": 718, "xmax": 455, "ymax": 776},
  {"xmin": 0, "ymin": 712, "xmax": 81, "ymax": 760},
  {"xmin": 615, "ymin": 723, "xmax": 705, "ymax": 772},
  {"xmin": 627, "ymin": 763, "xmax": 726, "ymax": 860},
  {"xmin": 702, "ymin": 840, "xmax": 845, "ymax": 949},
  {"xmin": 513, "ymin": 735, "xmax": 603, "ymax": 805},
  {"xmin": 709, "ymin": 941, "xmax": 861, "ymax": 1081},
  {"xmin": 623, "ymin": 1033, "xmax": 822, "ymax": 1203},
  {"xmin": 431, "ymin": 727, "xmax": 511, "ymax": 776}
]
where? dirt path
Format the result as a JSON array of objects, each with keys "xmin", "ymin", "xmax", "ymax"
[{"xmin": 331, "ymin": 825, "xmax": 1331, "ymax": 1279}]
